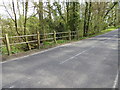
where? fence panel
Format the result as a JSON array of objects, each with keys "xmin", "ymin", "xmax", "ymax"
[{"xmin": 0, "ymin": 30, "xmax": 79, "ymax": 55}]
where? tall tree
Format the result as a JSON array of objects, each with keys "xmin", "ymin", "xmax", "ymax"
[{"xmin": 83, "ymin": 2, "xmax": 88, "ymax": 36}]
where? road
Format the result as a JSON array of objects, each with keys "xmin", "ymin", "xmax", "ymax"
[{"xmin": 2, "ymin": 29, "xmax": 119, "ymax": 88}]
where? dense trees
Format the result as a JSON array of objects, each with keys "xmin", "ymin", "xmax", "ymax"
[
  {"xmin": 1, "ymin": 1, "xmax": 119, "ymax": 36},
  {"xmin": 0, "ymin": 1, "xmax": 119, "ymax": 52}
]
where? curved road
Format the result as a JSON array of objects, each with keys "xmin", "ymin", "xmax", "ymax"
[{"xmin": 2, "ymin": 29, "xmax": 119, "ymax": 88}]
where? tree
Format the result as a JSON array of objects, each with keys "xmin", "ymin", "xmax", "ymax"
[{"xmin": 83, "ymin": 2, "xmax": 88, "ymax": 36}]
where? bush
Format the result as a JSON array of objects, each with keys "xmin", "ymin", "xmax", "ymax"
[
  {"xmin": 11, "ymin": 46, "xmax": 22, "ymax": 54},
  {"xmin": 1, "ymin": 46, "xmax": 23, "ymax": 55},
  {"xmin": 0, "ymin": 46, "xmax": 7, "ymax": 54}
]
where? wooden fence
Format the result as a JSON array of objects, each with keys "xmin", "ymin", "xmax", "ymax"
[{"xmin": 0, "ymin": 30, "xmax": 79, "ymax": 55}]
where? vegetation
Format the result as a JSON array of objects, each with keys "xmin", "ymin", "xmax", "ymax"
[{"xmin": 0, "ymin": 0, "xmax": 119, "ymax": 55}]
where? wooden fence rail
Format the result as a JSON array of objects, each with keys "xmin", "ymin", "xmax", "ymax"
[{"xmin": 0, "ymin": 31, "xmax": 78, "ymax": 55}]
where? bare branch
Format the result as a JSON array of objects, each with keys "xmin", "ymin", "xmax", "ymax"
[
  {"xmin": 103, "ymin": 2, "xmax": 118, "ymax": 19},
  {"xmin": 3, "ymin": 1, "xmax": 15, "ymax": 22}
]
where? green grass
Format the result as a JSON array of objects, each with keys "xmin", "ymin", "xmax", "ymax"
[
  {"xmin": 57, "ymin": 40, "xmax": 68, "ymax": 44},
  {"xmin": 101, "ymin": 27, "xmax": 117, "ymax": 33},
  {"xmin": 87, "ymin": 27, "xmax": 117, "ymax": 38},
  {"xmin": 0, "ymin": 46, "xmax": 7, "ymax": 54},
  {"xmin": 1, "ymin": 46, "xmax": 23, "ymax": 55},
  {"xmin": 11, "ymin": 46, "xmax": 23, "ymax": 54},
  {"xmin": 41, "ymin": 40, "xmax": 68, "ymax": 49}
]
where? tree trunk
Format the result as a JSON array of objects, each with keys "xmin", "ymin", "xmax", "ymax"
[
  {"xmin": 38, "ymin": 0, "xmax": 44, "ymax": 43},
  {"xmin": 12, "ymin": 1, "xmax": 19, "ymax": 36},
  {"xmin": 23, "ymin": 0, "xmax": 31, "ymax": 50},
  {"xmin": 83, "ymin": 2, "xmax": 88, "ymax": 37},
  {"xmin": 86, "ymin": 2, "xmax": 92, "ymax": 36}
]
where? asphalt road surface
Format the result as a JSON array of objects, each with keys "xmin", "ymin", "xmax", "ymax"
[{"xmin": 2, "ymin": 29, "xmax": 119, "ymax": 88}]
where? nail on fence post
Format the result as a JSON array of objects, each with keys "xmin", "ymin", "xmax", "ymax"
[
  {"xmin": 37, "ymin": 31, "xmax": 40, "ymax": 49},
  {"xmin": 53, "ymin": 31, "xmax": 57, "ymax": 44},
  {"xmin": 69, "ymin": 30, "xmax": 71, "ymax": 40},
  {"xmin": 5, "ymin": 34, "xmax": 11, "ymax": 55}
]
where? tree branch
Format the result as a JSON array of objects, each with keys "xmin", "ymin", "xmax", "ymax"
[
  {"xmin": 103, "ymin": 2, "xmax": 118, "ymax": 19},
  {"xmin": 3, "ymin": 1, "xmax": 15, "ymax": 22}
]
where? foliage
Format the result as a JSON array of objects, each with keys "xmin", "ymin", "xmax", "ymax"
[{"xmin": 1, "ymin": 46, "xmax": 23, "ymax": 55}]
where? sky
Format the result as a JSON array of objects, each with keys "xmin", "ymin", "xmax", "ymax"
[{"xmin": 0, "ymin": 0, "xmax": 118, "ymax": 19}]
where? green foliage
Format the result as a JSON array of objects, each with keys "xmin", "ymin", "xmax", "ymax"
[
  {"xmin": 0, "ymin": 46, "xmax": 7, "ymax": 54},
  {"xmin": 1, "ymin": 46, "xmax": 22, "ymax": 55},
  {"xmin": 43, "ymin": 42, "xmax": 54, "ymax": 46},
  {"xmin": 101, "ymin": 27, "xmax": 117, "ymax": 33},
  {"xmin": 11, "ymin": 46, "xmax": 23, "ymax": 54},
  {"xmin": 57, "ymin": 40, "xmax": 68, "ymax": 44},
  {"xmin": 27, "ymin": 16, "xmax": 40, "ymax": 34}
]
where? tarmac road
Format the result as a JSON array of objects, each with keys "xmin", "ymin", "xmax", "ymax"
[{"xmin": 2, "ymin": 29, "xmax": 119, "ymax": 88}]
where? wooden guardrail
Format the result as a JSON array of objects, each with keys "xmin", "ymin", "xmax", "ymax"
[{"xmin": 0, "ymin": 30, "xmax": 78, "ymax": 55}]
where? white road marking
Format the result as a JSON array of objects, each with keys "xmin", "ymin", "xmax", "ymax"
[
  {"xmin": 114, "ymin": 35, "xmax": 117, "ymax": 36},
  {"xmin": 38, "ymin": 81, "xmax": 41, "ymax": 84},
  {"xmin": 9, "ymin": 85, "xmax": 15, "ymax": 88},
  {"xmin": 60, "ymin": 46, "xmax": 94, "ymax": 64},
  {"xmin": 113, "ymin": 71, "xmax": 118, "ymax": 88},
  {"xmin": 27, "ymin": 77, "xmax": 31, "ymax": 79}
]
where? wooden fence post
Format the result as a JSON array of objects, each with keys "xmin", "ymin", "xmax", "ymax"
[
  {"xmin": 68, "ymin": 30, "xmax": 71, "ymax": 40},
  {"xmin": 53, "ymin": 31, "xmax": 57, "ymax": 44},
  {"xmin": 37, "ymin": 31, "xmax": 40, "ymax": 49},
  {"xmin": 25, "ymin": 37, "xmax": 31, "ymax": 50},
  {"xmin": 5, "ymin": 34, "xmax": 11, "ymax": 55}
]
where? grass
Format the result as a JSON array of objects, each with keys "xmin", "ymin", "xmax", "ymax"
[
  {"xmin": 1, "ymin": 46, "xmax": 23, "ymax": 55},
  {"xmin": 1, "ymin": 27, "xmax": 117, "ymax": 55},
  {"xmin": 102, "ymin": 27, "xmax": 117, "ymax": 33},
  {"xmin": 86, "ymin": 27, "xmax": 117, "ymax": 38},
  {"xmin": 40, "ymin": 40, "xmax": 69, "ymax": 49}
]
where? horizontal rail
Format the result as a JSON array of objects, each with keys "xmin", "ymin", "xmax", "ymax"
[
  {"xmin": 0, "ymin": 37, "xmax": 5, "ymax": 39},
  {"xmin": 10, "ymin": 42, "xmax": 27, "ymax": 45},
  {"xmin": 40, "ymin": 32, "xmax": 68, "ymax": 35},
  {"xmin": 0, "ymin": 44, "xmax": 6, "ymax": 47},
  {"xmin": 41, "ymin": 38, "xmax": 53, "ymax": 41},
  {"xmin": 40, "ymin": 33, "xmax": 53, "ymax": 36},
  {"xmin": 9, "ymin": 34, "xmax": 37, "ymax": 38},
  {"xmin": 56, "ymin": 32, "xmax": 68, "ymax": 34},
  {"xmin": 71, "ymin": 35, "xmax": 77, "ymax": 36},
  {"xmin": 71, "ymin": 31, "xmax": 77, "ymax": 33},
  {"xmin": 10, "ymin": 40, "xmax": 37, "ymax": 45},
  {"xmin": 28, "ymin": 40, "xmax": 38, "ymax": 43}
]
